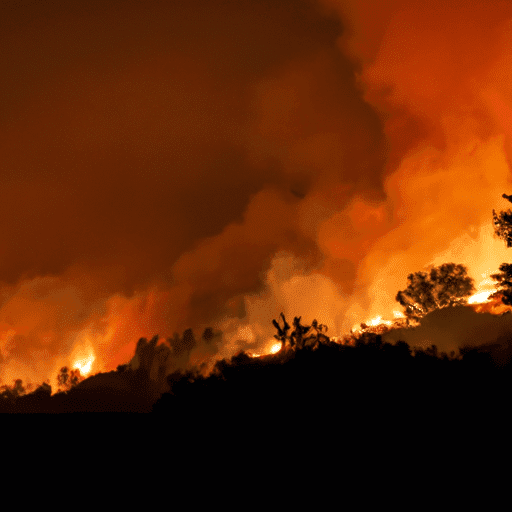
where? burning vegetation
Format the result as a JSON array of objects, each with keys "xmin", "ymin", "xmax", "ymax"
[
  {"xmin": 4, "ymin": 222, "xmax": 512, "ymax": 413},
  {"xmin": 3, "ymin": 192, "xmax": 512, "ymax": 412},
  {"xmin": 4, "ymin": 1, "xmax": 512, "ymax": 416}
]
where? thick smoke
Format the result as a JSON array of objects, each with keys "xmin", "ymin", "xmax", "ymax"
[
  {"xmin": 2, "ymin": 0, "xmax": 512, "ymax": 388},
  {"xmin": 317, "ymin": 0, "xmax": 512, "ymax": 330}
]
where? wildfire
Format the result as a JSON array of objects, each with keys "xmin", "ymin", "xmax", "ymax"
[
  {"xmin": 467, "ymin": 274, "xmax": 497, "ymax": 305},
  {"xmin": 465, "ymin": 274, "xmax": 512, "ymax": 313},
  {"xmin": 352, "ymin": 314, "xmax": 396, "ymax": 333},
  {"xmin": 367, "ymin": 315, "xmax": 393, "ymax": 327},
  {"xmin": 269, "ymin": 342, "xmax": 282, "ymax": 354},
  {"xmin": 468, "ymin": 290, "xmax": 493, "ymax": 304},
  {"xmin": 248, "ymin": 340, "xmax": 282, "ymax": 358},
  {"xmin": 72, "ymin": 355, "xmax": 95, "ymax": 377},
  {"xmin": 352, "ymin": 281, "xmax": 507, "ymax": 334}
]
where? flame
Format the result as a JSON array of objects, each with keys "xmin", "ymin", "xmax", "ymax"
[
  {"xmin": 467, "ymin": 274, "xmax": 497, "ymax": 305},
  {"xmin": 248, "ymin": 340, "xmax": 282, "ymax": 358},
  {"xmin": 5, "ymin": 1, "xmax": 512, "ymax": 391},
  {"xmin": 352, "ymin": 314, "xmax": 393, "ymax": 332},
  {"xmin": 268, "ymin": 342, "xmax": 282, "ymax": 354},
  {"xmin": 468, "ymin": 290, "xmax": 493, "ymax": 304},
  {"xmin": 72, "ymin": 354, "xmax": 95, "ymax": 377},
  {"xmin": 470, "ymin": 293, "xmax": 512, "ymax": 315},
  {"xmin": 351, "ymin": 276, "xmax": 506, "ymax": 333},
  {"xmin": 367, "ymin": 315, "xmax": 393, "ymax": 327},
  {"xmin": 70, "ymin": 340, "xmax": 97, "ymax": 378}
]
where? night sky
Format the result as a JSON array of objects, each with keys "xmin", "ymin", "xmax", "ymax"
[{"xmin": 2, "ymin": 0, "xmax": 512, "ymax": 389}]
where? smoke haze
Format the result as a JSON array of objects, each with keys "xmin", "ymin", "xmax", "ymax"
[{"xmin": 2, "ymin": 0, "xmax": 512, "ymax": 388}]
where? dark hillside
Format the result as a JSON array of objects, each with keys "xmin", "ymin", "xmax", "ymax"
[
  {"xmin": 2, "ymin": 311, "xmax": 512, "ymax": 416},
  {"xmin": 153, "ymin": 334, "xmax": 511, "ymax": 425}
]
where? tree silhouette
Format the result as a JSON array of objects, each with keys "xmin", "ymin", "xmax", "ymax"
[
  {"xmin": 491, "ymin": 194, "xmax": 512, "ymax": 304},
  {"xmin": 396, "ymin": 263, "xmax": 475, "ymax": 321},
  {"xmin": 272, "ymin": 313, "xmax": 329, "ymax": 349},
  {"xmin": 492, "ymin": 194, "xmax": 512, "ymax": 248},
  {"xmin": 57, "ymin": 366, "xmax": 83, "ymax": 392},
  {"xmin": 489, "ymin": 263, "xmax": 512, "ymax": 305},
  {"xmin": 168, "ymin": 329, "xmax": 197, "ymax": 357},
  {"xmin": 0, "ymin": 379, "xmax": 26, "ymax": 401},
  {"xmin": 272, "ymin": 313, "xmax": 291, "ymax": 348}
]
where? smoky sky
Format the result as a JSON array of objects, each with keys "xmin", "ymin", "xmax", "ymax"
[
  {"xmin": 0, "ymin": 0, "xmax": 384, "ymax": 288},
  {"xmin": 3, "ymin": 0, "xmax": 512, "ymax": 387},
  {"xmin": 0, "ymin": 0, "xmax": 388, "ymax": 384}
]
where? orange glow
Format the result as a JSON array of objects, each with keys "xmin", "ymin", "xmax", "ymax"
[
  {"xmin": 352, "ymin": 314, "xmax": 393, "ymax": 332},
  {"xmin": 468, "ymin": 291, "xmax": 493, "ymax": 305},
  {"xmin": 72, "ymin": 354, "xmax": 95, "ymax": 377},
  {"xmin": 470, "ymin": 294, "xmax": 512, "ymax": 315},
  {"xmin": 4, "ymin": 1, "xmax": 512, "ymax": 392},
  {"xmin": 467, "ymin": 274, "xmax": 499, "ymax": 305},
  {"xmin": 367, "ymin": 315, "xmax": 392, "ymax": 327},
  {"xmin": 351, "ymin": 278, "xmax": 509, "ymax": 334},
  {"xmin": 69, "ymin": 339, "xmax": 97, "ymax": 378},
  {"xmin": 268, "ymin": 342, "xmax": 282, "ymax": 354},
  {"xmin": 248, "ymin": 340, "xmax": 282, "ymax": 358}
]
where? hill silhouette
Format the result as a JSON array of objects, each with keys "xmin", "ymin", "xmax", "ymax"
[
  {"xmin": 153, "ymin": 330, "xmax": 509, "ymax": 425},
  {"xmin": 1, "ymin": 308, "xmax": 511, "ymax": 416}
]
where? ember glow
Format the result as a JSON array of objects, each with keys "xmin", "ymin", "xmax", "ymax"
[{"xmin": 2, "ymin": 0, "xmax": 512, "ymax": 389}]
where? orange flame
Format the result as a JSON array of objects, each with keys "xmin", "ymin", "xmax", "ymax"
[
  {"xmin": 72, "ymin": 354, "xmax": 95, "ymax": 377},
  {"xmin": 268, "ymin": 342, "xmax": 282, "ymax": 354},
  {"xmin": 248, "ymin": 340, "xmax": 283, "ymax": 358}
]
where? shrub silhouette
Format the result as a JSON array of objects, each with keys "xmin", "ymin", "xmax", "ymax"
[{"xmin": 272, "ymin": 313, "xmax": 329, "ymax": 350}]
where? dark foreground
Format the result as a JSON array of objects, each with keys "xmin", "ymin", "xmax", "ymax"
[{"xmin": 2, "ymin": 333, "xmax": 511, "ymax": 422}]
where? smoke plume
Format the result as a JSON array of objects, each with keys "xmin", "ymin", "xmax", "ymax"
[{"xmin": 2, "ymin": 0, "xmax": 512, "ymax": 388}]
